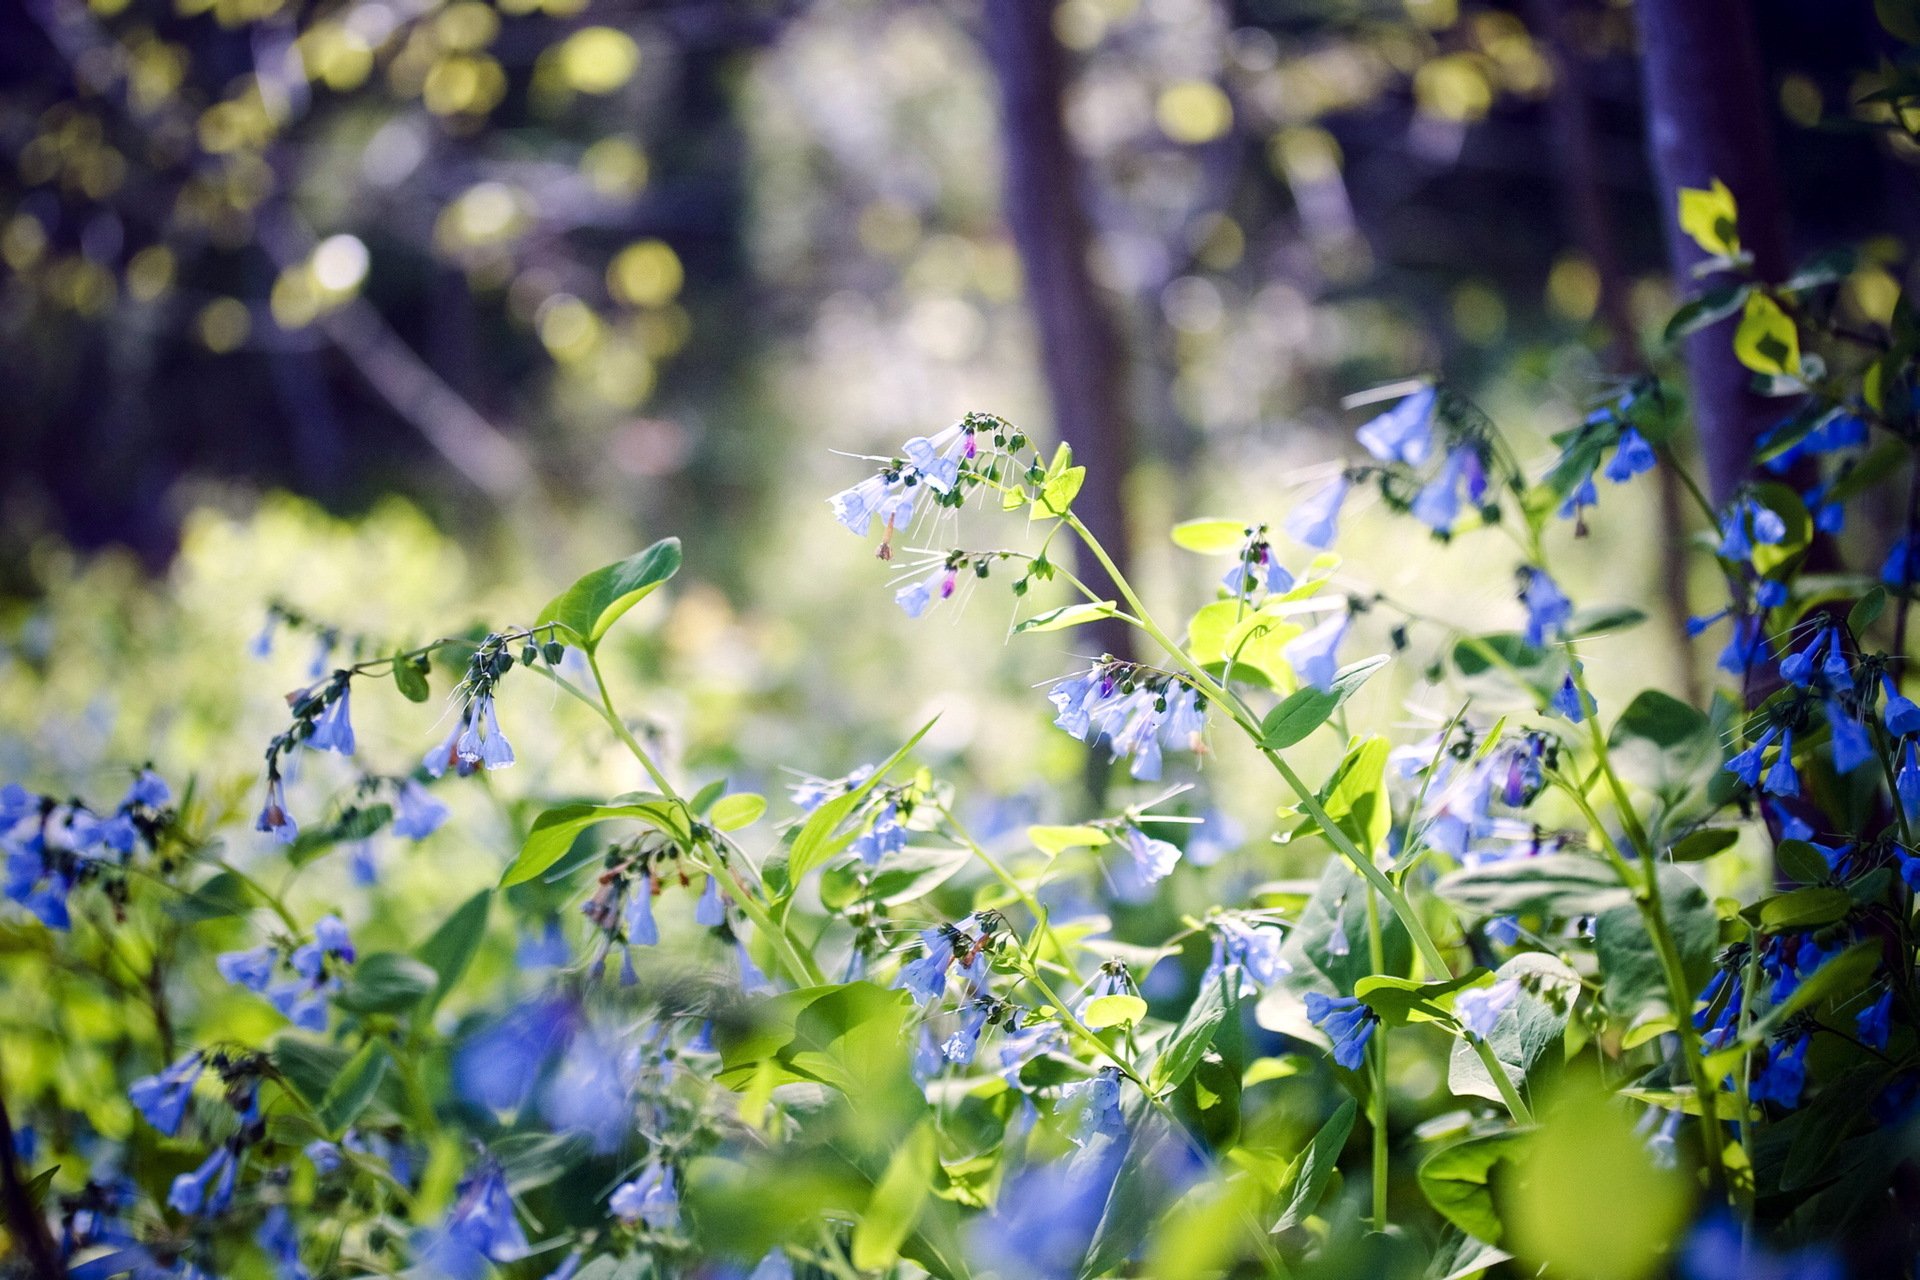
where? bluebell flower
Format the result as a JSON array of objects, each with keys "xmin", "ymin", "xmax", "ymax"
[
  {"xmin": 912, "ymin": 1025, "xmax": 944, "ymax": 1083},
  {"xmin": 305, "ymin": 1141, "xmax": 342, "ymax": 1175},
  {"xmin": 1858, "ymin": 988, "xmax": 1894, "ymax": 1051},
  {"xmin": 455, "ymin": 999, "xmax": 576, "ymax": 1112},
  {"xmin": 543, "ymin": 1030, "xmax": 637, "ymax": 1150},
  {"xmin": 1046, "ymin": 664, "xmax": 1207, "ymax": 779},
  {"xmin": 996, "ymin": 1017, "xmax": 1062, "ymax": 1085},
  {"xmin": 694, "ymin": 875, "xmax": 727, "ymax": 927},
  {"xmin": 1751, "ymin": 1035, "xmax": 1809, "ymax": 1109},
  {"xmin": 124, "ymin": 770, "xmax": 170, "ymax": 809},
  {"xmin": 1810, "ymin": 491, "xmax": 1845, "ymax": 534},
  {"xmin": 1899, "ymin": 741, "xmax": 1920, "ymax": 817},
  {"xmin": 517, "ymin": 919, "xmax": 571, "ymax": 968},
  {"xmin": 1411, "ymin": 446, "xmax": 1477, "ymax": 534},
  {"xmin": 1726, "ymin": 725, "xmax": 1779, "ymax": 788},
  {"xmin": 1284, "ymin": 613, "xmax": 1349, "ymax": 692},
  {"xmin": 1781, "ymin": 626, "xmax": 1850, "ymax": 691},
  {"xmin": 249, "ymin": 614, "xmax": 278, "ymax": 659},
  {"xmin": 1455, "ymin": 977, "xmax": 1521, "ymax": 1039},
  {"xmin": 1644, "ymin": 1107, "xmax": 1683, "ymax": 1170},
  {"xmin": 1557, "ymin": 474, "xmax": 1598, "ymax": 525},
  {"xmin": 1355, "ymin": 385, "xmax": 1436, "ymax": 465},
  {"xmin": 625, "ymin": 877, "xmax": 658, "ymax": 946},
  {"xmin": 308, "ymin": 635, "xmax": 334, "ymax": 681},
  {"xmin": 1883, "ymin": 676, "xmax": 1920, "ymax": 737},
  {"xmin": 1762, "ymin": 729, "xmax": 1800, "ymax": 797},
  {"xmin": 268, "ymin": 981, "xmax": 330, "ymax": 1032},
  {"xmin": 1681, "ymin": 1210, "xmax": 1842, "ymax": 1280},
  {"xmin": 1519, "ymin": 568, "xmax": 1572, "ymax": 648},
  {"xmin": 1550, "ymin": 671, "xmax": 1589, "ymax": 723},
  {"xmin": 307, "ymin": 687, "xmax": 355, "ymax": 756},
  {"xmin": 422, "ymin": 716, "xmax": 470, "ymax": 780},
  {"xmin": 1716, "ymin": 615, "xmax": 1768, "ymax": 674},
  {"xmin": 1285, "ymin": 477, "xmax": 1348, "ymax": 549},
  {"xmin": 167, "ymin": 1146, "xmax": 235, "ymax": 1216},
  {"xmin": 894, "ymin": 570, "xmax": 937, "ymax": 618},
  {"xmin": 456, "ymin": 694, "xmax": 515, "ymax": 771},
  {"xmin": 314, "ymin": 914, "xmax": 354, "ymax": 961},
  {"xmin": 1059, "ymin": 1066, "xmax": 1127, "ymax": 1145},
  {"xmin": 1325, "ymin": 906, "xmax": 1351, "ymax": 957},
  {"xmin": 1883, "ymin": 533, "xmax": 1915, "ymax": 587},
  {"xmin": 255, "ymin": 775, "xmax": 297, "ymax": 845},
  {"xmin": 1204, "ymin": 918, "xmax": 1290, "ymax": 996},
  {"xmin": 966, "ymin": 1140, "xmax": 1123, "ymax": 1280},
  {"xmin": 850, "ymin": 803, "xmax": 908, "ymax": 864},
  {"xmin": 1717, "ymin": 497, "xmax": 1786, "ymax": 562},
  {"xmin": 897, "ymin": 927, "xmax": 956, "ymax": 1005},
  {"xmin": 1304, "ymin": 992, "xmax": 1378, "ymax": 1069},
  {"xmin": 1223, "ymin": 542, "xmax": 1293, "ymax": 599},
  {"xmin": 1485, "ymin": 916, "xmax": 1522, "ymax": 947},
  {"xmin": 736, "ymin": 938, "xmax": 774, "ymax": 994},
  {"xmin": 258, "ymin": 1205, "xmax": 310, "ymax": 1280},
  {"xmin": 748, "ymin": 1251, "xmax": 795, "ymax": 1280},
  {"xmin": 129, "ymin": 1053, "xmax": 202, "ymax": 1135},
  {"xmin": 610, "ymin": 1160, "xmax": 678, "ymax": 1228},
  {"xmin": 1825, "ymin": 700, "xmax": 1874, "ymax": 774},
  {"xmin": 1122, "ymin": 827, "xmax": 1180, "ymax": 884},
  {"xmin": 217, "ymin": 945, "xmax": 277, "ymax": 993},
  {"xmin": 1754, "ymin": 579, "xmax": 1789, "ymax": 609},
  {"xmin": 445, "ymin": 1160, "xmax": 531, "ymax": 1262},
  {"xmin": 391, "ymin": 780, "xmax": 449, "ymax": 840},
  {"xmin": 942, "ymin": 1002, "xmax": 993, "ymax": 1065},
  {"xmin": 1604, "ymin": 426, "xmax": 1656, "ymax": 483}
]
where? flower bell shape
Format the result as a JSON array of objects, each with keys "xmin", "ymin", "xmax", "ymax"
[
  {"xmin": 1716, "ymin": 497, "xmax": 1786, "ymax": 562},
  {"xmin": 217, "ymin": 944, "xmax": 277, "ymax": 993},
  {"xmin": 1411, "ymin": 446, "xmax": 1474, "ymax": 534},
  {"xmin": 1060, "ymin": 1066, "xmax": 1127, "ymax": 1146},
  {"xmin": 625, "ymin": 877, "xmax": 658, "ymax": 946},
  {"xmin": 255, "ymin": 775, "xmax": 298, "ymax": 845},
  {"xmin": 167, "ymin": 1145, "xmax": 236, "ymax": 1216},
  {"xmin": 1355, "ymin": 385, "xmax": 1436, "ymax": 466},
  {"xmin": 1205, "ymin": 918, "xmax": 1290, "ymax": 995},
  {"xmin": 1284, "ymin": 613, "xmax": 1350, "ymax": 693},
  {"xmin": 456, "ymin": 695, "xmax": 515, "ymax": 771},
  {"xmin": 694, "ymin": 875, "xmax": 728, "ymax": 927},
  {"xmin": 1750, "ymin": 1035, "xmax": 1809, "ymax": 1109},
  {"xmin": 1455, "ymin": 977, "xmax": 1521, "ymax": 1039},
  {"xmin": 1883, "ymin": 676, "xmax": 1920, "ymax": 737},
  {"xmin": 1519, "ymin": 568, "xmax": 1573, "ymax": 648},
  {"xmin": 896, "ymin": 927, "xmax": 956, "ymax": 1005},
  {"xmin": 1726, "ymin": 725, "xmax": 1780, "ymax": 789},
  {"xmin": 1762, "ymin": 728, "xmax": 1800, "ymax": 797},
  {"xmin": 1557, "ymin": 474, "xmax": 1598, "ymax": 526},
  {"xmin": 1884, "ymin": 533, "xmax": 1916, "ymax": 587},
  {"xmin": 850, "ymin": 803, "xmax": 909, "ymax": 864},
  {"xmin": 307, "ymin": 687, "xmax": 356, "ymax": 756},
  {"xmin": 1122, "ymin": 827, "xmax": 1181, "ymax": 884},
  {"xmin": 1825, "ymin": 701, "xmax": 1874, "ymax": 774},
  {"xmin": 125, "ymin": 770, "xmax": 170, "ymax": 810},
  {"xmin": 610, "ymin": 1160, "xmax": 679, "ymax": 1229},
  {"xmin": 447, "ymin": 1160, "xmax": 532, "ymax": 1262},
  {"xmin": 1304, "ymin": 992, "xmax": 1378, "ymax": 1070},
  {"xmin": 391, "ymin": 780, "xmax": 450, "ymax": 840},
  {"xmin": 941, "ymin": 1002, "xmax": 993, "ymax": 1065},
  {"xmin": 1285, "ymin": 477, "xmax": 1349, "ymax": 549},
  {"xmin": 1899, "ymin": 741, "xmax": 1920, "ymax": 817},
  {"xmin": 1550, "ymin": 671, "xmax": 1589, "ymax": 723},
  {"xmin": 1604, "ymin": 426, "xmax": 1657, "ymax": 483},
  {"xmin": 129, "ymin": 1053, "xmax": 203, "ymax": 1136}
]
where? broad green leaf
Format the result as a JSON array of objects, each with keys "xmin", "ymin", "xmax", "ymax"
[
  {"xmin": 499, "ymin": 798, "xmax": 688, "ymax": 888},
  {"xmin": 535, "ymin": 537, "xmax": 682, "ymax": 651},
  {"xmin": 782, "ymin": 718, "xmax": 936, "ymax": 890},
  {"xmin": 1356, "ymin": 971, "xmax": 1489, "ymax": 1027},
  {"xmin": 1031, "ymin": 444, "xmax": 1084, "ymax": 517},
  {"xmin": 318, "ymin": 1041, "xmax": 389, "ymax": 1135},
  {"xmin": 1221, "ymin": 608, "xmax": 1305, "ymax": 689},
  {"xmin": 1150, "ymin": 972, "xmax": 1227, "ymax": 1093},
  {"xmin": 1777, "ymin": 839, "xmax": 1831, "ymax": 885},
  {"xmin": 851, "ymin": 1119, "xmax": 936, "ymax": 1270},
  {"xmin": 272, "ymin": 1038, "xmax": 350, "ymax": 1110},
  {"xmin": 1851, "ymin": 586, "xmax": 1888, "ymax": 634},
  {"xmin": 1273, "ymin": 1097, "xmax": 1357, "ymax": 1232},
  {"xmin": 1569, "ymin": 605, "xmax": 1647, "ymax": 637},
  {"xmin": 1013, "ymin": 601, "xmax": 1125, "ymax": 634},
  {"xmin": 1259, "ymin": 655, "xmax": 1388, "ymax": 748},
  {"xmin": 1670, "ymin": 828, "xmax": 1739, "ymax": 862},
  {"xmin": 1028, "ymin": 824, "xmax": 1111, "ymax": 855},
  {"xmin": 1608, "ymin": 689, "xmax": 1718, "ymax": 808},
  {"xmin": 168, "ymin": 870, "xmax": 255, "ymax": 922},
  {"xmin": 1436, "ymin": 853, "xmax": 1632, "ymax": 919},
  {"xmin": 415, "ymin": 890, "xmax": 491, "ymax": 1014},
  {"xmin": 1447, "ymin": 952, "xmax": 1580, "ymax": 1103},
  {"xmin": 1664, "ymin": 282, "xmax": 1751, "ymax": 342},
  {"xmin": 819, "ymin": 846, "xmax": 970, "ymax": 910},
  {"xmin": 714, "ymin": 982, "xmax": 915, "ymax": 1099},
  {"xmin": 336, "ymin": 952, "xmax": 437, "ymax": 1015},
  {"xmin": 1082, "ymin": 994, "xmax": 1148, "ymax": 1030},
  {"xmin": 1677, "ymin": 179, "xmax": 1739, "ymax": 258},
  {"xmin": 1262, "ymin": 860, "xmax": 1411, "ymax": 1040},
  {"xmin": 1318, "ymin": 735, "xmax": 1391, "ymax": 855},
  {"xmin": 709, "ymin": 792, "xmax": 767, "ymax": 832},
  {"xmin": 1593, "ymin": 868, "xmax": 1717, "ymax": 1027},
  {"xmin": 1733, "ymin": 292, "xmax": 1800, "ymax": 377},
  {"xmin": 1760, "ymin": 886, "xmax": 1852, "ymax": 930},
  {"xmin": 1418, "ymin": 1130, "xmax": 1523, "ymax": 1243},
  {"xmin": 1170, "ymin": 518, "xmax": 1249, "ymax": 554}
]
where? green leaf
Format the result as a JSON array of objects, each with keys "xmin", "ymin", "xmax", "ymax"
[
  {"xmin": 168, "ymin": 870, "xmax": 255, "ymax": 922},
  {"xmin": 783, "ymin": 719, "xmax": 936, "ymax": 890},
  {"xmin": 272, "ymin": 1038, "xmax": 349, "ymax": 1109},
  {"xmin": 1761, "ymin": 886, "xmax": 1852, "ymax": 930},
  {"xmin": 1013, "ymin": 601, "xmax": 1125, "ymax": 634},
  {"xmin": 1568, "ymin": 605, "xmax": 1647, "ymax": 637},
  {"xmin": 1356, "ymin": 971, "xmax": 1488, "ymax": 1027},
  {"xmin": 1419, "ymin": 1131, "xmax": 1524, "ymax": 1244},
  {"xmin": 1150, "ymin": 972, "xmax": 1227, "ymax": 1093},
  {"xmin": 1082, "ymin": 994, "xmax": 1148, "ymax": 1030},
  {"xmin": 535, "ymin": 537, "xmax": 683, "ymax": 651},
  {"xmin": 392, "ymin": 656, "xmax": 430, "ymax": 703},
  {"xmin": 1663, "ymin": 282, "xmax": 1751, "ymax": 342},
  {"xmin": 1733, "ymin": 292, "xmax": 1801, "ymax": 377},
  {"xmin": 414, "ymin": 890, "xmax": 490, "ymax": 1014},
  {"xmin": 1030, "ymin": 444, "xmax": 1084, "ymax": 517},
  {"xmin": 500, "ymin": 798, "xmax": 689, "ymax": 888},
  {"xmin": 1028, "ymin": 824, "xmax": 1111, "ymax": 855},
  {"xmin": 1608, "ymin": 689, "xmax": 1718, "ymax": 808},
  {"xmin": 1317, "ymin": 735, "xmax": 1392, "ymax": 855},
  {"xmin": 1677, "ymin": 179, "xmax": 1740, "ymax": 259},
  {"xmin": 1878, "ymin": 0, "xmax": 1920, "ymax": 45},
  {"xmin": 336, "ymin": 953, "xmax": 438, "ymax": 1015},
  {"xmin": 819, "ymin": 845, "xmax": 971, "ymax": 910},
  {"xmin": 714, "ymin": 982, "xmax": 915, "ymax": 1097},
  {"xmin": 1851, "ymin": 586, "xmax": 1888, "ymax": 634},
  {"xmin": 1170, "ymin": 518, "xmax": 1250, "ymax": 554},
  {"xmin": 1259, "ymin": 655, "xmax": 1388, "ymax": 748},
  {"xmin": 851, "ymin": 1119, "xmax": 936, "ymax": 1270},
  {"xmin": 1436, "ymin": 853, "xmax": 1631, "ymax": 918},
  {"xmin": 318, "ymin": 1041, "xmax": 389, "ymax": 1135},
  {"xmin": 1273, "ymin": 1097, "xmax": 1357, "ymax": 1232},
  {"xmin": 1447, "ymin": 952, "xmax": 1581, "ymax": 1103},
  {"xmin": 1670, "ymin": 828, "xmax": 1740, "ymax": 862},
  {"xmin": 1593, "ymin": 868, "xmax": 1717, "ymax": 1027},
  {"xmin": 709, "ymin": 793, "xmax": 767, "ymax": 832}
]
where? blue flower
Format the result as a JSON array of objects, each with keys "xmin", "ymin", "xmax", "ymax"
[
  {"xmin": 1883, "ymin": 676, "xmax": 1920, "ymax": 737},
  {"xmin": 1284, "ymin": 613, "xmax": 1349, "ymax": 692},
  {"xmin": 167, "ymin": 1146, "xmax": 235, "ymax": 1216},
  {"xmin": 257, "ymin": 1205, "xmax": 310, "ymax": 1280},
  {"xmin": 305, "ymin": 1141, "xmax": 342, "ymax": 1175},
  {"xmin": 966, "ymin": 1140, "xmax": 1124, "ymax": 1280},
  {"xmin": 1204, "ymin": 918, "xmax": 1290, "ymax": 996},
  {"xmin": 1604, "ymin": 426, "xmax": 1657, "ymax": 483},
  {"xmin": 1355, "ymin": 385, "xmax": 1436, "ymax": 465},
  {"xmin": 1858, "ymin": 987, "xmax": 1894, "ymax": 1051},
  {"xmin": 695, "ymin": 875, "xmax": 727, "ymax": 927},
  {"xmin": 1882, "ymin": 532, "xmax": 1915, "ymax": 587},
  {"xmin": 1755, "ymin": 579, "xmax": 1789, "ymax": 609},
  {"xmin": 736, "ymin": 938, "xmax": 774, "ymax": 994},
  {"xmin": 1681, "ymin": 1210, "xmax": 1842, "ymax": 1280},
  {"xmin": 391, "ymin": 780, "xmax": 449, "ymax": 840},
  {"xmin": 1762, "ymin": 729, "xmax": 1800, "ymax": 797},
  {"xmin": 1411, "ymin": 446, "xmax": 1477, "ymax": 534},
  {"xmin": 850, "ymin": 803, "xmax": 909, "ymax": 864},
  {"xmin": 1519, "ymin": 568, "xmax": 1573, "ymax": 648},
  {"xmin": 314, "ymin": 914, "xmax": 355, "ymax": 962},
  {"xmin": 455, "ymin": 999, "xmax": 576, "ymax": 1112},
  {"xmin": 456, "ymin": 695, "xmax": 515, "ymax": 771},
  {"xmin": 445, "ymin": 1160, "xmax": 531, "ymax": 1262},
  {"xmin": 542, "ymin": 1030, "xmax": 637, "ymax": 1150},
  {"xmin": 1485, "ymin": 916, "xmax": 1522, "ymax": 947},
  {"xmin": 1045, "ymin": 664, "xmax": 1207, "ymax": 779},
  {"xmin": 1455, "ymin": 977, "xmax": 1520, "ymax": 1039},
  {"xmin": 1825, "ymin": 700, "xmax": 1874, "ymax": 774},
  {"xmin": 255, "ymin": 775, "xmax": 297, "ymax": 845},
  {"xmin": 1557, "ymin": 474, "xmax": 1598, "ymax": 524},
  {"xmin": 1781, "ymin": 625, "xmax": 1850, "ymax": 691},
  {"xmin": 942, "ymin": 1002, "xmax": 993, "ymax": 1065},
  {"xmin": 217, "ymin": 945, "xmax": 277, "ymax": 992},
  {"xmin": 1716, "ymin": 615, "xmax": 1768, "ymax": 674},
  {"xmin": 1059, "ymin": 1066, "xmax": 1127, "ymax": 1145},
  {"xmin": 1550, "ymin": 671, "xmax": 1589, "ymax": 723},
  {"xmin": 129, "ymin": 1053, "xmax": 202, "ymax": 1135},
  {"xmin": 1751, "ymin": 1035, "xmax": 1809, "ymax": 1109},
  {"xmin": 125, "ymin": 770, "xmax": 170, "ymax": 809},
  {"xmin": 307, "ymin": 687, "xmax": 355, "ymax": 756},
  {"xmin": 610, "ymin": 1160, "xmax": 678, "ymax": 1228},
  {"xmin": 517, "ymin": 919, "xmax": 571, "ymax": 968},
  {"xmin": 896, "ymin": 928, "xmax": 955, "ymax": 1005},
  {"xmin": 1304, "ymin": 992, "xmax": 1378, "ymax": 1069},
  {"xmin": 249, "ymin": 614, "xmax": 277, "ymax": 659},
  {"xmin": 1285, "ymin": 477, "xmax": 1348, "ymax": 549},
  {"xmin": 625, "ymin": 877, "xmax": 659, "ymax": 945},
  {"xmin": 1717, "ymin": 497, "xmax": 1786, "ymax": 562},
  {"xmin": 1122, "ymin": 827, "xmax": 1180, "ymax": 884},
  {"xmin": 1726, "ymin": 725, "xmax": 1778, "ymax": 788},
  {"xmin": 1899, "ymin": 741, "xmax": 1920, "ymax": 817}
]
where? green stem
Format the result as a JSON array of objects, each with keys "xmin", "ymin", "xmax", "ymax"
[
  {"xmin": 585, "ymin": 649, "xmax": 678, "ymax": 798},
  {"xmin": 1365, "ymin": 888, "xmax": 1389, "ymax": 1232},
  {"xmin": 940, "ymin": 804, "xmax": 1088, "ymax": 988}
]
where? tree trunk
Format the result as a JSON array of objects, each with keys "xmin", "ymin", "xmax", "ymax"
[
  {"xmin": 1635, "ymin": 0, "xmax": 1791, "ymax": 507},
  {"xmin": 980, "ymin": 0, "xmax": 1135, "ymax": 663}
]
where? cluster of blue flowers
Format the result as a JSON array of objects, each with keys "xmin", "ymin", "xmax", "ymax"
[
  {"xmin": 2, "ymin": 770, "xmax": 168, "ymax": 930},
  {"xmin": 1047, "ymin": 661, "xmax": 1207, "ymax": 781}
]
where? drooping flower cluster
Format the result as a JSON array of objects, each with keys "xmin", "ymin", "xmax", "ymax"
[
  {"xmin": 1047, "ymin": 660, "xmax": 1207, "ymax": 781},
  {"xmin": 829, "ymin": 415, "xmax": 1013, "ymax": 559},
  {"xmin": 218, "ymin": 914, "xmax": 357, "ymax": 1031},
  {"xmin": 2, "ymin": 771, "xmax": 171, "ymax": 930}
]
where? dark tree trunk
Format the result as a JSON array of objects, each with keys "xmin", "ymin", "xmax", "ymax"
[
  {"xmin": 980, "ymin": 0, "xmax": 1135, "ymax": 663},
  {"xmin": 1636, "ymin": 0, "xmax": 1791, "ymax": 507}
]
